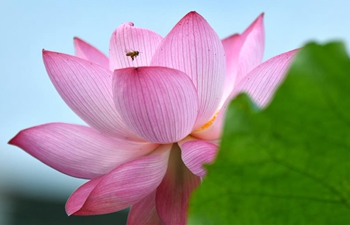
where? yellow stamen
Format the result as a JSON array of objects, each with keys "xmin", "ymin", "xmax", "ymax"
[{"xmin": 196, "ymin": 111, "xmax": 219, "ymax": 131}]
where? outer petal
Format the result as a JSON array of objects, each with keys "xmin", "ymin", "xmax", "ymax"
[
  {"xmin": 74, "ymin": 37, "xmax": 109, "ymax": 68},
  {"xmin": 194, "ymin": 49, "xmax": 298, "ymax": 140},
  {"xmin": 221, "ymin": 34, "xmax": 241, "ymax": 105},
  {"xmin": 151, "ymin": 11, "xmax": 226, "ymax": 129},
  {"xmin": 221, "ymin": 14, "xmax": 265, "ymax": 105},
  {"xmin": 178, "ymin": 137, "xmax": 218, "ymax": 177},
  {"xmin": 113, "ymin": 67, "xmax": 198, "ymax": 144},
  {"xmin": 109, "ymin": 22, "xmax": 162, "ymax": 70},
  {"xmin": 232, "ymin": 49, "xmax": 298, "ymax": 107},
  {"xmin": 235, "ymin": 13, "xmax": 265, "ymax": 85},
  {"xmin": 9, "ymin": 123, "xmax": 158, "ymax": 179},
  {"xmin": 127, "ymin": 190, "xmax": 162, "ymax": 225},
  {"xmin": 66, "ymin": 144, "xmax": 171, "ymax": 216},
  {"xmin": 156, "ymin": 144, "xmax": 201, "ymax": 225},
  {"xmin": 43, "ymin": 50, "xmax": 141, "ymax": 141}
]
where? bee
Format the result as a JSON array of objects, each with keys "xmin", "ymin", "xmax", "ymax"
[{"xmin": 126, "ymin": 50, "xmax": 140, "ymax": 61}]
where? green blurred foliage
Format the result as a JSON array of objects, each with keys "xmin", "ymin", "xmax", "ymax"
[{"xmin": 189, "ymin": 42, "xmax": 350, "ymax": 224}]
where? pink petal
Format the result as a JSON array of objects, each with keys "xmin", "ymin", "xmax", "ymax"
[
  {"xmin": 66, "ymin": 144, "xmax": 172, "ymax": 216},
  {"xmin": 9, "ymin": 123, "xmax": 158, "ymax": 179},
  {"xmin": 156, "ymin": 145, "xmax": 201, "ymax": 224},
  {"xmin": 235, "ymin": 13, "xmax": 265, "ymax": 85},
  {"xmin": 194, "ymin": 49, "xmax": 298, "ymax": 140},
  {"xmin": 66, "ymin": 176, "xmax": 104, "ymax": 215},
  {"xmin": 43, "ymin": 50, "xmax": 141, "ymax": 140},
  {"xmin": 109, "ymin": 22, "xmax": 162, "ymax": 70},
  {"xmin": 220, "ymin": 14, "xmax": 265, "ymax": 105},
  {"xmin": 113, "ymin": 66, "xmax": 199, "ymax": 144},
  {"xmin": 73, "ymin": 37, "xmax": 109, "ymax": 68},
  {"xmin": 232, "ymin": 49, "xmax": 298, "ymax": 107},
  {"xmin": 151, "ymin": 11, "xmax": 226, "ymax": 129},
  {"xmin": 178, "ymin": 138, "xmax": 218, "ymax": 177},
  {"xmin": 127, "ymin": 190, "xmax": 162, "ymax": 225},
  {"xmin": 221, "ymin": 34, "xmax": 241, "ymax": 105}
]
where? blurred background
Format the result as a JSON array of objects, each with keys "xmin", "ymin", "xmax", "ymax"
[{"xmin": 1, "ymin": 0, "xmax": 349, "ymax": 224}]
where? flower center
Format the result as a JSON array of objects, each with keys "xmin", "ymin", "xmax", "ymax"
[{"xmin": 196, "ymin": 111, "xmax": 219, "ymax": 131}]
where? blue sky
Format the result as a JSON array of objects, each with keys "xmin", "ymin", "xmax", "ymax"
[{"xmin": 1, "ymin": 0, "xmax": 349, "ymax": 199}]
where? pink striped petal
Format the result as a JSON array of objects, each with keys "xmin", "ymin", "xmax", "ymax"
[
  {"xmin": 66, "ymin": 144, "xmax": 171, "ymax": 216},
  {"xmin": 156, "ymin": 145, "xmax": 201, "ymax": 224},
  {"xmin": 127, "ymin": 190, "xmax": 162, "ymax": 225},
  {"xmin": 74, "ymin": 37, "xmax": 109, "ymax": 68},
  {"xmin": 235, "ymin": 13, "xmax": 265, "ymax": 85},
  {"xmin": 109, "ymin": 22, "xmax": 162, "ymax": 70},
  {"xmin": 66, "ymin": 176, "xmax": 104, "ymax": 215},
  {"xmin": 9, "ymin": 123, "xmax": 158, "ymax": 179},
  {"xmin": 178, "ymin": 138, "xmax": 218, "ymax": 177},
  {"xmin": 113, "ymin": 67, "xmax": 198, "ymax": 144},
  {"xmin": 43, "ymin": 50, "xmax": 141, "ymax": 140},
  {"xmin": 221, "ymin": 34, "xmax": 241, "ymax": 105},
  {"xmin": 194, "ymin": 49, "xmax": 298, "ymax": 139},
  {"xmin": 194, "ymin": 52, "xmax": 296, "ymax": 141},
  {"xmin": 221, "ymin": 14, "xmax": 264, "ymax": 105},
  {"xmin": 151, "ymin": 11, "xmax": 226, "ymax": 129},
  {"xmin": 232, "ymin": 49, "xmax": 298, "ymax": 107}
]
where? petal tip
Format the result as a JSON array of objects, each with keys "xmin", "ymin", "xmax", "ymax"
[
  {"xmin": 253, "ymin": 13, "xmax": 263, "ymax": 23},
  {"xmin": 8, "ymin": 129, "xmax": 27, "ymax": 146},
  {"xmin": 65, "ymin": 199, "xmax": 84, "ymax": 216},
  {"xmin": 66, "ymin": 211, "xmax": 73, "ymax": 216},
  {"xmin": 254, "ymin": 13, "xmax": 265, "ymax": 24},
  {"xmin": 42, "ymin": 50, "xmax": 56, "ymax": 63},
  {"xmin": 73, "ymin": 36, "xmax": 82, "ymax": 44},
  {"xmin": 66, "ymin": 208, "xmax": 77, "ymax": 216},
  {"xmin": 8, "ymin": 134, "xmax": 18, "ymax": 146},
  {"xmin": 42, "ymin": 49, "xmax": 57, "ymax": 56},
  {"xmin": 182, "ymin": 11, "xmax": 202, "ymax": 20},
  {"xmin": 66, "ymin": 207, "xmax": 85, "ymax": 216},
  {"xmin": 42, "ymin": 49, "xmax": 48, "ymax": 54}
]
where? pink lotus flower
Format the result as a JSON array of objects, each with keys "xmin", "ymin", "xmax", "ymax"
[{"xmin": 9, "ymin": 11, "xmax": 296, "ymax": 224}]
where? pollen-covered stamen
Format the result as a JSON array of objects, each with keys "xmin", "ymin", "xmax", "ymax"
[{"xmin": 195, "ymin": 111, "xmax": 219, "ymax": 131}]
